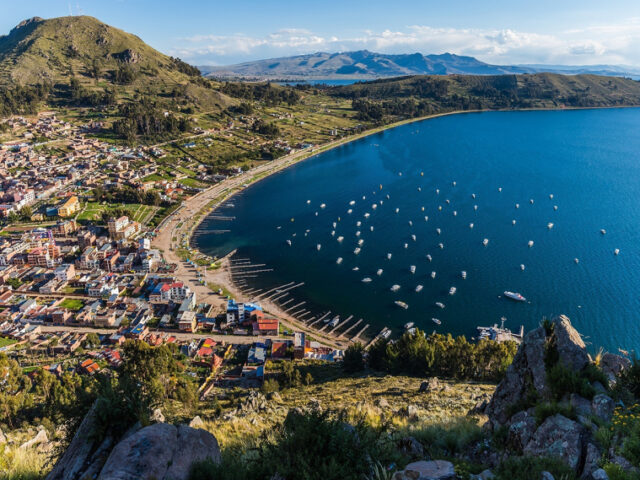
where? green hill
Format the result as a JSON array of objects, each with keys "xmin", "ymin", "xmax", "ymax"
[{"xmin": 0, "ymin": 15, "xmax": 232, "ymax": 112}]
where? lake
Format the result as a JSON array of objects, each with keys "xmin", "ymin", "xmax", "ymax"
[{"xmin": 195, "ymin": 108, "xmax": 640, "ymax": 353}]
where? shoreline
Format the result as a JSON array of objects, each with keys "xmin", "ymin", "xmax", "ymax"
[{"xmin": 157, "ymin": 105, "xmax": 639, "ymax": 346}]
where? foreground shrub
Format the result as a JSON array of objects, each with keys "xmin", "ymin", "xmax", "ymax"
[{"xmin": 494, "ymin": 456, "xmax": 576, "ymax": 480}]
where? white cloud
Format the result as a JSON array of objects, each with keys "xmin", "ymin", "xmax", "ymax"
[{"xmin": 172, "ymin": 20, "xmax": 640, "ymax": 66}]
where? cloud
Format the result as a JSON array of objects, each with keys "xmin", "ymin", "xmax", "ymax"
[{"xmin": 172, "ymin": 21, "xmax": 640, "ymax": 66}]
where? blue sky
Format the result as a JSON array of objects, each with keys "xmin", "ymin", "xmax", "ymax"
[{"xmin": 3, "ymin": 0, "xmax": 640, "ymax": 66}]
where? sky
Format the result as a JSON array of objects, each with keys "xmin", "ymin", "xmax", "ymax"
[{"xmin": 3, "ymin": 0, "xmax": 640, "ymax": 67}]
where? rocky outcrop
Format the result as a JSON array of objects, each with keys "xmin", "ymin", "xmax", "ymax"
[
  {"xmin": 392, "ymin": 460, "xmax": 456, "ymax": 480},
  {"xmin": 507, "ymin": 411, "xmax": 538, "ymax": 451},
  {"xmin": 150, "ymin": 408, "xmax": 165, "ymax": 423},
  {"xmin": 113, "ymin": 48, "xmax": 141, "ymax": 63},
  {"xmin": 553, "ymin": 315, "xmax": 591, "ymax": 371},
  {"xmin": 523, "ymin": 414, "xmax": 586, "ymax": 471},
  {"xmin": 419, "ymin": 377, "xmax": 440, "ymax": 393},
  {"xmin": 485, "ymin": 326, "xmax": 548, "ymax": 426},
  {"xmin": 98, "ymin": 423, "xmax": 220, "ymax": 480},
  {"xmin": 600, "ymin": 353, "xmax": 631, "ymax": 387},
  {"xmin": 591, "ymin": 394, "xmax": 614, "ymax": 423},
  {"xmin": 19, "ymin": 427, "xmax": 48, "ymax": 449}
]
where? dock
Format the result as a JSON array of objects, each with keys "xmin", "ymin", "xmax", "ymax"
[
  {"xmin": 351, "ymin": 323, "xmax": 371, "ymax": 343},
  {"xmin": 339, "ymin": 318, "xmax": 362, "ymax": 338}
]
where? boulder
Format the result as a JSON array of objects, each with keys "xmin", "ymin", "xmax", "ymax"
[
  {"xmin": 552, "ymin": 316, "xmax": 590, "ymax": 372},
  {"xmin": 600, "ymin": 353, "xmax": 631, "ymax": 386},
  {"xmin": 591, "ymin": 394, "xmax": 614, "ymax": 423},
  {"xmin": 189, "ymin": 416, "xmax": 204, "ymax": 428},
  {"xmin": 590, "ymin": 469, "xmax": 609, "ymax": 480},
  {"xmin": 523, "ymin": 414, "xmax": 586, "ymax": 471},
  {"xmin": 507, "ymin": 411, "xmax": 538, "ymax": 451},
  {"xmin": 486, "ymin": 327, "xmax": 548, "ymax": 426},
  {"xmin": 581, "ymin": 443, "xmax": 601, "ymax": 479},
  {"xmin": 570, "ymin": 394, "xmax": 593, "ymax": 417},
  {"xmin": 268, "ymin": 391, "xmax": 282, "ymax": 403},
  {"xmin": 541, "ymin": 473, "xmax": 555, "ymax": 480},
  {"xmin": 375, "ymin": 397, "xmax": 390, "ymax": 409},
  {"xmin": 150, "ymin": 408, "xmax": 165, "ymax": 423},
  {"xmin": 398, "ymin": 436, "xmax": 425, "ymax": 458},
  {"xmin": 20, "ymin": 428, "xmax": 48, "ymax": 449},
  {"xmin": 98, "ymin": 423, "xmax": 220, "ymax": 480},
  {"xmin": 393, "ymin": 460, "xmax": 455, "ymax": 480},
  {"xmin": 419, "ymin": 377, "xmax": 440, "ymax": 393}
]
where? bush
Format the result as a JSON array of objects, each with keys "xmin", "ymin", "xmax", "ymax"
[
  {"xmin": 260, "ymin": 378, "xmax": 280, "ymax": 395},
  {"xmin": 343, "ymin": 343, "xmax": 365, "ymax": 373},
  {"xmin": 494, "ymin": 456, "xmax": 576, "ymax": 480},
  {"xmin": 405, "ymin": 418, "xmax": 483, "ymax": 458},
  {"xmin": 603, "ymin": 463, "xmax": 640, "ymax": 480},
  {"xmin": 547, "ymin": 363, "xmax": 596, "ymax": 400},
  {"xmin": 534, "ymin": 402, "xmax": 576, "ymax": 424}
]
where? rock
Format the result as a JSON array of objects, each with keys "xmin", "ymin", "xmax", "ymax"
[
  {"xmin": 471, "ymin": 470, "xmax": 495, "ymax": 480},
  {"xmin": 523, "ymin": 414, "xmax": 586, "ymax": 471},
  {"xmin": 189, "ymin": 416, "xmax": 204, "ymax": 428},
  {"xmin": 591, "ymin": 394, "xmax": 614, "ymax": 423},
  {"xmin": 114, "ymin": 48, "xmax": 141, "ymax": 63},
  {"xmin": 600, "ymin": 353, "xmax": 631, "ymax": 386},
  {"xmin": 0, "ymin": 428, "xmax": 6, "ymax": 444},
  {"xmin": 553, "ymin": 315, "xmax": 590, "ymax": 372},
  {"xmin": 268, "ymin": 391, "xmax": 282, "ymax": 402},
  {"xmin": 20, "ymin": 428, "xmax": 48, "ymax": 449},
  {"xmin": 393, "ymin": 460, "xmax": 455, "ymax": 480},
  {"xmin": 570, "ymin": 394, "xmax": 593, "ymax": 417},
  {"xmin": 590, "ymin": 469, "xmax": 609, "ymax": 480},
  {"xmin": 581, "ymin": 443, "xmax": 601, "ymax": 479},
  {"xmin": 375, "ymin": 397, "xmax": 390, "ymax": 409},
  {"xmin": 150, "ymin": 408, "xmax": 165, "ymax": 423},
  {"xmin": 419, "ymin": 377, "xmax": 440, "ymax": 393},
  {"xmin": 486, "ymin": 327, "xmax": 548, "ymax": 426},
  {"xmin": 507, "ymin": 410, "xmax": 538, "ymax": 451},
  {"xmin": 541, "ymin": 472, "xmax": 555, "ymax": 480},
  {"xmin": 98, "ymin": 423, "xmax": 220, "ymax": 480},
  {"xmin": 611, "ymin": 454, "xmax": 635, "ymax": 472},
  {"xmin": 592, "ymin": 381, "xmax": 607, "ymax": 394},
  {"xmin": 399, "ymin": 436, "xmax": 425, "ymax": 458},
  {"xmin": 398, "ymin": 404, "xmax": 419, "ymax": 419}
]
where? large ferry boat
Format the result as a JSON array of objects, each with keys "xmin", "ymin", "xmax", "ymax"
[{"xmin": 503, "ymin": 291, "xmax": 526, "ymax": 302}]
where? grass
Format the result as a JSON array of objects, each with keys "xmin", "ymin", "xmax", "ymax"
[
  {"xmin": 0, "ymin": 336, "xmax": 16, "ymax": 348},
  {"xmin": 59, "ymin": 298, "xmax": 84, "ymax": 311},
  {"xmin": 0, "ymin": 443, "xmax": 49, "ymax": 480}
]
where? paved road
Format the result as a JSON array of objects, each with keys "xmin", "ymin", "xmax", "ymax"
[{"xmin": 38, "ymin": 325, "xmax": 287, "ymax": 345}]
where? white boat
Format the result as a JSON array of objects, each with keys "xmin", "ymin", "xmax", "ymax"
[
  {"xmin": 317, "ymin": 244, "xmax": 322, "ymax": 251},
  {"xmin": 615, "ymin": 248, "xmax": 620, "ymax": 255},
  {"xmin": 503, "ymin": 291, "xmax": 526, "ymax": 302},
  {"xmin": 472, "ymin": 193, "xmax": 476, "ymax": 199},
  {"xmin": 362, "ymin": 195, "xmax": 366, "ymax": 200},
  {"xmin": 469, "ymin": 223, "xmax": 474, "ymax": 229},
  {"xmin": 323, "ymin": 316, "xmax": 333, "ymax": 324},
  {"xmin": 574, "ymin": 258, "xmax": 579, "ymax": 264},
  {"xmin": 408, "ymin": 220, "xmax": 413, "ymax": 226},
  {"xmin": 438, "ymin": 206, "xmax": 442, "ymax": 211},
  {"xmin": 452, "ymin": 181, "xmax": 456, "ymax": 186},
  {"xmin": 461, "ymin": 271, "xmax": 467, "ymax": 279},
  {"xmin": 307, "ymin": 200, "xmax": 311, "ymax": 204},
  {"xmin": 328, "ymin": 316, "xmax": 340, "ymax": 327},
  {"xmin": 410, "ymin": 265, "xmax": 416, "ymax": 274},
  {"xmin": 377, "ymin": 269, "xmax": 383, "ymax": 276},
  {"xmin": 415, "ymin": 285, "xmax": 423, "ymax": 292},
  {"xmin": 370, "ymin": 226, "xmax": 374, "ymax": 231},
  {"xmin": 436, "ymin": 228, "xmax": 441, "ymax": 235},
  {"xmin": 432, "ymin": 318, "xmax": 442, "ymax": 325},
  {"xmin": 498, "ymin": 187, "xmax": 502, "ymax": 192},
  {"xmin": 530, "ymin": 199, "xmax": 534, "ymax": 204},
  {"xmin": 449, "ymin": 287, "xmax": 457, "ymax": 295},
  {"xmin": 436, "ymin": 189, "xmax": 440, "ymax": 194},
  {"xmin": 446, "ymin": 199, "xmax": 450, "ymax": 204},
  {"xmin": 520, "ymin": 264, "xmax": 525, "ymax": 271},
  {"xmin": 395, "ymin": 208, "xmax": 400, "ymax": 213},
  {"xmin": 354, "ymin": 247, "xmax": 361, "ymax": 254},
  {"xmin": 362, "ymin": 277, "xmax": 372, "ymax": 283},
  {"xmin": 372, "ymin": 204, "xmax": 377, "ymax": 210},
  {"xmin": 554, "ymin": 205, "xmax": 558, "ymax": 210},
  {"xmin": 483, "ymin": 238, "xmax": 489, "ymax": 246},
  {"xmin": 424, "ymin": 216, "xmax": 429, "ymax": 222},
  {"xmin": 315, "ymin": 212, "xmax": 318, "ymax": 216},
  {"xmin": 390, "ymin": 284, "xmax": 401, "ymax": 292},
  {"xmin": 528, "ymin": 240, "xmax": 534, "ymax": 248},
  {"xmin": 404, "ymin": 322, "xmax": 415, "ymax": 329},
  {"xmin": 515, "ymin": 203, "xmax": 520, "ymax": 209},
  {"xmin": 407, "ymin": 327, "xmax": 416, "ymax": 334},
  {"xmin": 320, "ymin": 203, "xmax": 326, "ymax": 209},
  {"xmin": 364, "ymin": 213, "xmax": 370, "ymax": 218},
  {"xmin": 357, "ymin": 221, "xmax": 362, "ymax": 227},
  {"xmin": 347, "ymin": 209, "xmax": 353, "ymax": 214},
  {"xmin": 601, "ymin": 229, "xmax": 606, "ymax": 235},
  {"xmin": 286, "ymin": 239, "xmax": 292, "ymax": 246},
  {"xmin": 431, "ymin": 271, "xmax": 436, "ymax": 279},
  {"xmin": 411, "ymin": 234, "xmax": 417, "ymax": 241},
  {"xmin": 381, "ymin": 329, "xmax": 392, "ymax": 339},
  {"xmin": 331, "ymin": 230, "xmax": 335, "ymax": 236},
  {"xmin": 512, "ymin": 219, "xmax": 516, "ymax": 225},
  {"xmin": 549, "ymin": 194, "xmax": 554, "ymax": 199},
  {"xmin": 421, "ymin": 206, "xmax": 425, "ymax": 211},
  {"xmin": 404, "ymin": 243, "xmax": 409, "ymax": 249},
  {"xmin": 337, "ymin": 235, "xmax": 344, "ymax": 243},
  {"xmin": 394, "ymin": 300, "xmax": 409, "ymax": 309},
  {"xmin": 426, "ymin": 254, "xmax": 432, "ymax": 262},
  {"xmin": 349, "ymin": 200, "xmax": 356, "ymax": 206},
  {"xmin": 435, "ymin": 302, "xmax": 445, "ymax": 308},
  {"xmin": 438, "ymin": 243, "xmax": 444, "ymax": 249},
  {"xmin": 453, "ymin": 211, "xmax": 457, "ymax": 216},
  {"xmin": 353, "ymin": 266, "xmax": 360, "ymax": 271},
  {"xmin": 333, "ymin": 222, "xmax": 337, "ymax": 228},
  {"xmin": 387, "ymin": 253, "xmax": 392, "ymax": 260},
  {"xmin": 547, "ymin": 223, "xmax": 554, "ymax": 229},
  {"xmin": 336, "ymin": 257, "xmax": 343, "ymax": 264},
  {"xmin": 356, "ymin": 230, "xmax": 361, "ymax": 236},
  {"xmin": 357, "ymin": 239, "xmax": 364, "ymax": 246},
  {"xmin": 277, "ymin": 226, "xmax": 282, "ymax": 229},
  {"xmin": 474, "ymin": 205, "xmax": 478, "ymax": 211}
]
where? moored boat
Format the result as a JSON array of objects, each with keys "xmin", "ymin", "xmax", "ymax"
[{"xmin": 503, "ymin": 291, "xmax": 526, "ymax": 302}]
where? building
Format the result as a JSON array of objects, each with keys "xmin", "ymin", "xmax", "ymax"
[
  {"xmin": 108, "ymin": 216, "xmax": 141, "ymax": 240},
  {"xmin": 178, "ymin": 310, "xmax": 197, "ymax": 332},
  {"xmin": 57, "ymin": 196, "xmax": 80, "ymax": 217},
  {"xmin": 54, "ymin": 264, "xmax": 75, "ymax": 282}
]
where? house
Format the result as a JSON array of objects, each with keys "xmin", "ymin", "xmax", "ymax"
[
  {"xmin": 54, "ymin": 264, "xmax": 75, "ymax": 282},
  {"xmin": 57, "ymin": 196, "xmax": 79, "ymax": 217},
  {"xmin": 178, "ymin": 310, "xmax": 197, "ymax": 332},
  {"xmin": 253, "ymin": 317, "xmax": 279, "ymax": 336}
]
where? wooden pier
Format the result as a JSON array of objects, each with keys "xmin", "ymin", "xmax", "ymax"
[{"xmin": 339, "ymin": 318, "xmax": 362, "ymax": 338}]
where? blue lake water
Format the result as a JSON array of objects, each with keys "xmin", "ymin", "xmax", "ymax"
[{"xmin": 195, "ymin": 108, "xmax": 640, "ymax": 353}]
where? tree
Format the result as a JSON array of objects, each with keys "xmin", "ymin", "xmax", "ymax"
[
  {"xmin": 19, "ymin": 206, "xmax": 32, "ymax": 220},
  {"xmin": 343, "ymin": 343, "xmax": 365, "ymax": 373},
  {"xmin": 83, "ymin": 333, "xmax": 101, "ymax": 348}
]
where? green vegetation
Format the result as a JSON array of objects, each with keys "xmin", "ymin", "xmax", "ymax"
[
  {"xmin": 494, "ymin": 456, "xmax": 577, "ymax": 480},
  {"xmin": 0, "ymin": 336, "xmax": 16, "ymax": 348},
  {"xmin": 59, "ymin": 298, "xmax": 84, "ymax": 311},
  {"xmin": 342, "ymin": 342, "xmax": 365, "ymax": 373},
  {"xmin": 367, "ymin": 329, "xmax": 517, "ymax": 381}
]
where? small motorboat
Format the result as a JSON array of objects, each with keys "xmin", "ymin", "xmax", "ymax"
[
  {"xmin": 600, "ymin": 229, "xmax": 606, "ymax": 235},
  {"xmin": 528, "ymin": 240, "xmax": 534, "ymax": 248},
  {"xmin": 431, "ymin": 271, "xmax": 436, "ymax": 279},
  {"xmin": 404, "ymin": 322, "xmax": 415, "ymax": 329},
  {"xmin": 436, "ymin": 228, "xmax": 441, "ymax": 235},
  {"xmin": 394, "ymin": 300, "xmax": 409, "ymax": 309},
  {"xmin": 336, "ymin": 257, "xmax": 343, "ymax": 264},
  {"xmin": 503, "ymin": 291, "xmax": 526, "ymax": 302},
  {"xmin": 469, "ymin": 223, "xmax": 474, "ymax": 229},
  {"xmin": 317, "ymin": 244, "xmax": 322, "ymax": 251},
  {"xmin": 432, "ymin": 318, "xmax": 442, "ymax": 325},
  {"xmin": 449, "ymin": 287, "xmax": 457, "ymax": 295},
  {"xmin": 354, "ymin": 247, "xmax": 361, "ymax": 254},
  {"xmin": 438, "ymin": 243, "xmax": 444, "ymax": 249},
  {"xmin": 337, "ymin": 236, "xmax": 344, "ymax": 242},
  {"xmin": 461, "ymin": 271, "xmax": 467, "ymax": 279},
  {"xmin": 415, "ymin": 285, "xmax": 423, "ymax": 292},
  {"xmin": 410, "ymin": 265, "xmax": 416, "ymax": 274},
  {"xmin": 483, "ymin": 238, "xmax": 489, "ymax": 246},
  {"xmin": 547, "ymin": 223, "xmax": 554, "ymax": 229},
  {"xmin": 520, "ymin": 264, "xmax": 525, "ymax": 271},
  {"xmin": 353, "ymin": 266, "xmax": 360, "ymax": 271},
  {"xmin": 377, "ymin": 269, "xmax": 383, "ymax": 276},
  {"xmin": 362, "ymin": 277, "xmax": 372, "ymax": 283},
  {"xmin": 614, "ymin": 248, "xmax": 620, "ymax": 255},
  {"xmin": 286, "ymin": 239, "xmax": 292, "ymax": 246},
  {"xmin": 320, "ymin": 203, "xmax": 326, "ymax": 209},
  {"xmin": 390, "ymin": 284, "xmax": 401, "ymax": 292},
  {"xmin": 387, "ymin": 253, "xmax": 392, "ymax": 260},
  {"xmin": 435, "ymin": 302, "xmax": 445, "ymax": 309},
  {"xmin": 426, "ymin": 254, "xmax": 432, "ymax": 262}
]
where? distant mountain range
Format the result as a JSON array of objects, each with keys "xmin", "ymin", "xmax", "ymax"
[{"xmin": 201, "ymin": 50, "xmax": 640, "ymax": 80}]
